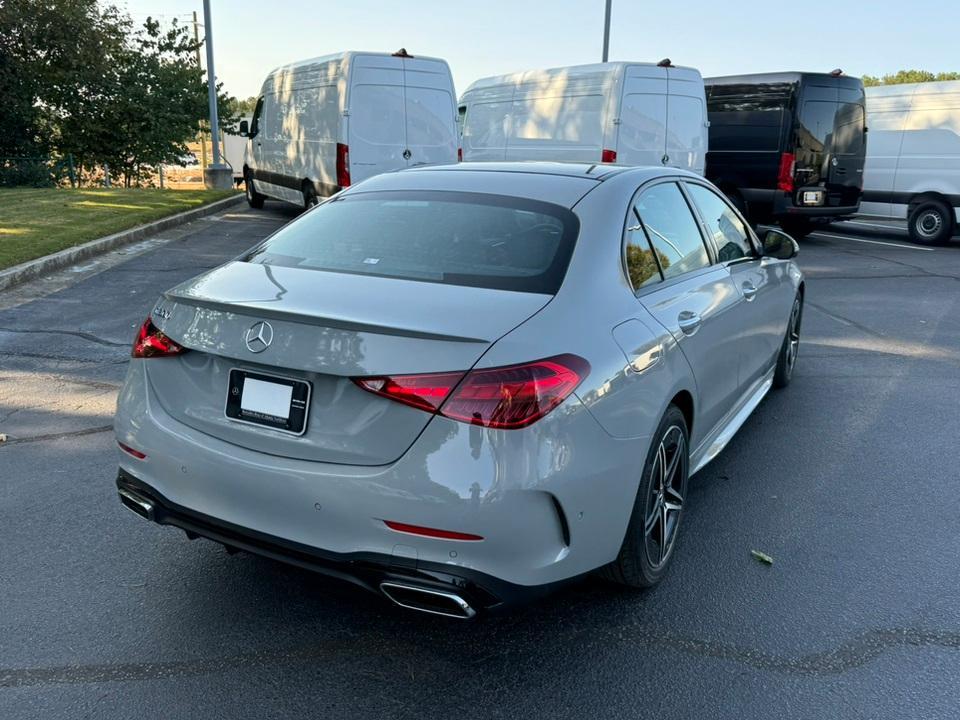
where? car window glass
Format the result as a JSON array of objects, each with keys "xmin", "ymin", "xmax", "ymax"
[
  {"xmin": 633, "ymin": 183, "xmax": 710, "ymax": 280},
  {"xmin": 624, "ymin": 215, "xmax": 663, "ymax": 290},
  {"xmin": 686, "ymin": 184, "xmax": 753, "ymax": 262}
]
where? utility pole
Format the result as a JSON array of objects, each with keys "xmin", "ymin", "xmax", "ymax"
[
  {"xmin": 201, "ymin": 0, "xmax": 232, "ymax": 189},
  {"xmin": 602, "ymin": 0, "xmax": 612, "ymax": 62},
  {"xmin": 192, "ymin": 11, "xmax": 208, "ymax": 171}
]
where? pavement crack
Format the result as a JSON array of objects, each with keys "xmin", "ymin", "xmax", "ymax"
[
  {"xmin": 0, "ymin": 425, "xmax": 113, "ymax": 446},
  {"xmin": 805, "ymin": 301, "xmax": 886, "ymax": 338},
  {"xmin": 0, "ymin": 625, "xmax": 956, "ymax": 688},
  {"xmin": 0, "ymin": 326, "xmax": 129, "ymax": 348}
]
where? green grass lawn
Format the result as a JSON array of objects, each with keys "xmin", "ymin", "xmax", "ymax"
[{"xmin": 0, "ymin": 187, "xmax": 237, "ymax": 270}]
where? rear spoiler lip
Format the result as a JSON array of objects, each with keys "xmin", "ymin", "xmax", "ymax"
[{"xmin": 161, "ymin": 291, "xmax": 488, "ymax": 345}]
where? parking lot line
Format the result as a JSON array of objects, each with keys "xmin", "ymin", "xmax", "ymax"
[
  {"xmin": 810, "ymin": 232, "xmax": 935, "ymax": 251},
  {"xmin": 841, "ymin": 220, "xmax": 907, "ymax": 232}
]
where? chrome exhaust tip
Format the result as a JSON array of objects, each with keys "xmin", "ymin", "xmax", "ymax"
[
  {"xmin": 118, "ymin": 487, "xmax": 155, "ymax": 522},
  {"xmin": 380, "ymin": 582, "xmax": 476, "ymax": 619}
]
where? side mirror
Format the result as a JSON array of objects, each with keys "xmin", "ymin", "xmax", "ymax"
[
  {"xmin": 762, "ymin": 228, "xmax": 799, "ymax": 260},
  {"xmin": 238, "ymin": 120, "xmax": 249, "ymax": 136}
]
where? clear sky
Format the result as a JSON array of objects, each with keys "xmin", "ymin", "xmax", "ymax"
[{"xmin": 119, "ymin": 0, "xmax": 958, "ymax": 99}]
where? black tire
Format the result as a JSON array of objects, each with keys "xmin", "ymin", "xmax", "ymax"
[
  {"xmin": 773, "ymin": 292, "xmax": 803, "ymax": 389},
  {"xmin": 602, "ymin": 405, "xmax": 689, "ymax": 588},
  {"xmin": 302, "ymin": 183, "xmax": 319, "ymax": 210},
  {"xmin": 779, "ymin": 217, "xmax": 813, "ymax": 239},
  {"xmin": 908, "ymin": 199, "xmax": 954, "ymax": 246},
  {"xmin": 245, "ymin": 172, "xmax": 265, "ymax": 209}
]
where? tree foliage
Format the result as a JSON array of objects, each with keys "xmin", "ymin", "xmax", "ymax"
[
  {"xmin": 862, "ymin": 69, "xmax": 960, "ymax": 87},
  {"xmin": 0, "ymin": 0, "xmax": 237, "ymax": 186}
]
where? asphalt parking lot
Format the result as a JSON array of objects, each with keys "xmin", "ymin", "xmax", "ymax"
[{"xmin": 1, "ymin": 203, "xmax": 958, "ymax": 719}]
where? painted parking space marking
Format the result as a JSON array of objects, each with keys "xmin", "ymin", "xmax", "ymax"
[{"xmin": 810, "ymin": 232, "xmax": 935, "ymax": 251}]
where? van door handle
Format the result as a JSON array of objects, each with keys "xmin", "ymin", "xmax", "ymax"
[
  {"xmin": 677, "ymin": 311, "xmax": 701, "ymax": 335},
  {"xmin": 741, "ymin": 282, "xmax": 758, "ymax": 301}
]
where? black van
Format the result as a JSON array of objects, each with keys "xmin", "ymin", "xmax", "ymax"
[{"xmin": 704, "ymin": 72, "xmax": 866, "ymax": 237}]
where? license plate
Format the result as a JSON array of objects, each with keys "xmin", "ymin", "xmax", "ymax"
[
  {"xmin": 802, "ymin": 190, "xmax": 824, "ymax": 206},
  {"xmin": 225, "ymin": 369, "xmax": 311, "ymax": 435}
]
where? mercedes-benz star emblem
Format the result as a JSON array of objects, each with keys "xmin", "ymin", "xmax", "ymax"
[{"xmin": 245, "ymin": 321, "xmax": 274, "ymax": 353}]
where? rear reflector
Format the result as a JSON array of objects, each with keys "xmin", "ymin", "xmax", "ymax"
[
  {"xmin": 601, "ymin": 148, "xmax": 617, "ymax": 163},
  {"xmin": 353, "ymin": 354, "xmax": 589, "ymax": 430},
  {"xmin": 336, "ymin": 143, "xmax": 350, "ymax": 187},
  {"xmin": 131, "ymin": 316, "xmax": 187, "ymax": 359},
  {"xmin": 457, "ymin": 147, "xmax": 463, "ymax": 162},
  {"xmin": 384, "ymin": 520, "xmax": 483, "ymax": 541},
  {"xmin": 777, "ymin": 152, "xmax": 795, "ymax": 193},
  {"xmin": 118, "ymin": 441, "xmax": 146, "ymax": 460}
]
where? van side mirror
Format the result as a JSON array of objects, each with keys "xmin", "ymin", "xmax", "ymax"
[
  {"xmin": 762, "ymin": 228, "xmax": 799, "ymax": 260},
  {"xmin": 238, "ymin": 120, "xmax": 249, "ymax": 136}
]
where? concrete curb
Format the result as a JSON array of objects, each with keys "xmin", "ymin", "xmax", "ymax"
[{"xmin": 0, "ymin": 193, "xmax": 245, "ymax": 293}]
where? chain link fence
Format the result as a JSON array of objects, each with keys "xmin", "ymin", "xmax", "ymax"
[{"xmin": 0, "ymin": 156, "xmax": 77, "ymax": 188}]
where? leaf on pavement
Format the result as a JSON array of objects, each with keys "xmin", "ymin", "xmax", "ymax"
[{"xmin": 751, "ymin": 549, "xmax": 774, "ymax": 565}]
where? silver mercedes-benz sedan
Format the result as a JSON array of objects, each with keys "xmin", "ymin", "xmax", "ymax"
[{"xmin": 114, "ymin": 162, "xmax": 803, "ymax": 618}]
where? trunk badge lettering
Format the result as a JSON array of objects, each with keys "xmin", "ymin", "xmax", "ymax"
[{"xmin": 245, "ymin": 321, "xmax": 274, "ymax": 353}]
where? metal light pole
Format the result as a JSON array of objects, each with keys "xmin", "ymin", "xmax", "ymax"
[
  {"xmin": 202, "ymin": 0, "xmax": 232, "ymax": 189},
  {"xmin": 602, "ymin": 0, "xmax": 612, "ymax": 62}
]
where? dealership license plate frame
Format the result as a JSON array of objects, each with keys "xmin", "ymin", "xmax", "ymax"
[{"xmin": 225, "ymin": 368, "xmax": 311, "ymax": 436}]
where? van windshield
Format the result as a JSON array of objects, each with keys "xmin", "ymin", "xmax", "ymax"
[{"xmin": 245, "ymin": 191, "xmax": 579, "ymax": 294}]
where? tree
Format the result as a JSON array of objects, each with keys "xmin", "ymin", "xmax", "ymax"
[
  {"xmin": 862, "ymin": 69, "xmax": 960, "ymax": 87},
  {"xmin": 0, "ymin": 0, "xmax": 238, "ymax": 186}
]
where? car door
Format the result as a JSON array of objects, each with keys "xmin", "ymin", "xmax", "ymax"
[
  {"xmin": 683, "ymin": 181, "xmax": 790, "ymax": 387},
  {"xmin": 629, "ymin": 180, "xmax": 745, "ymax": 441}
]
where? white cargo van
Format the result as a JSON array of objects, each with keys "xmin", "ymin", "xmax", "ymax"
[
  {"xmin": 861, "ymin": 80, "xmax": 960, "ymax": 244},
  {"xmin": 241, "ymin": 50, "xmax": 458, "ymax": 209},
  {"xmin": 458, "ymin": 61, "xmax": 708, "ymax": 174}
]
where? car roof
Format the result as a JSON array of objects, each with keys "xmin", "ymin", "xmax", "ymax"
[{"xmin": 342, "ymin": 163, "xmax": 683, "ymax": 208}]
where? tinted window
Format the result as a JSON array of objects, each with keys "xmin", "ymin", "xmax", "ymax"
[
  {"xmin": 245, "ymin": 191, "xmax": 579, "ymax": 294},
  {"xmin": 686, "ymin": 184, "xmax": 753, "ymax": 262},
  {"xmin": 250, "ymin": 97, "xmax": 264, "ymax": 136},
  {"xmin": 634, "ymin": 183, "xmax": 710, "ymax": 280},
  {"xmin": 833, "ymin": 102, "xmax": 864, "ymax": 155},
  {"xmin": 706, "ymin": 85, "xmax": 789, "ymax": 152},
  {"xmin": 799, "ymin": 101, "xmax": 837, "ymax": 151}
]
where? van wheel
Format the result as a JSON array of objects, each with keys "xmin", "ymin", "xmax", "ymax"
[
  {"xmin": 779, "ymin": 217, "xmax": 813, "ymax": 239},
  {"xmin": 600, "ymin": 405, "xmax": 689, "ymax": 588},
  {"xmin": 302, "ymin": 184, "xmax": 319, "ymax": 209},
  {"xmin": 245, "ymin": 172, "xmax": 265, "ymax": 209},
  {"xmin": 908, "ymin": 200, "xmax": 954, "ymax": 245}
]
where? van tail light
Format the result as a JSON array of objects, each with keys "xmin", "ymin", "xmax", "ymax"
[
  {"xmin": 601, "ymin": 148, "xmax": 617, "ymax": 163},
  {"xmin": 457, "ymin": 147, "xmax": 463, "ymax": 162},
  {"xmin": 777, "ymin": 152, "xmax": 795, "ymax": 193},
  {"xmin": 132, "ymin": 316, "xmax": 187, "ymax": 359},
  {"xmin": 352, "ymin": 355, "xmax": 589, "ymax": 429},
  {"xmin": 336, "ymin": 143, "xmax": 350, "ymax": 187}
]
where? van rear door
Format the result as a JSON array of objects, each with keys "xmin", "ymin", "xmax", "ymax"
[
  {"xmin": 795, "ymin": 82, "xmax": 865, "ymax": 208},
  {"xmin": 402, "ymin": 57, "xmax": 458, "ymax": 168},
  {"xmin": 665, "ymin": 67, "xmax": 707, "ymax": 174},
  {"xmin": 616, "ymin": 65, "xmax": 668, "ymax": 167},
  {"xmin": 347, "ymin": 55, "xmax": 408, "ymax": 184}
]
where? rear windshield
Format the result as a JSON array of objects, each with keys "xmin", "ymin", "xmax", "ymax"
[{"xmin": 244, "ymin": 191, "xmax": 579, "ymax": 294}]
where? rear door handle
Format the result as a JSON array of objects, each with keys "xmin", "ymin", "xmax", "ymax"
[
  {"xmin": 677, "ymin": 310, "xmax": 702, "ymax": 335},
  {"xmin": 741, "ymin": 282, "xmax": 758, "ymax": 301}
]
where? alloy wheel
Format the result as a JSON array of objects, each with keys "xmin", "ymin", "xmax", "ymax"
[
  {"xmin": 643, "ymin": 425, "xmax": 687, "ymax": 569},
  {"xmin": 786, "ymin": 298, "xmax": 802, "ymax": 371}
]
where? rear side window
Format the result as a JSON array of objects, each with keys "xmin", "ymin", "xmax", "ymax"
[
  {"xmin": 631, "ymin": 182, "xmax": 711, "ymax": 282},
  {"xmin": 245, "ymin": 191, "xmax": 579, "ymax": 294},
  {"xmin": 685, "ymin": 183, "xmax": 753, "ymax": 262}
]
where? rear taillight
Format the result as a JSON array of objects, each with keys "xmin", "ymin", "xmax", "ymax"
[
  {"xmin": 131, "ymin": 316, "xmax": 187, "ymax": 359},
  {"xmin": 336, "ymin": 142, "xmax": 350, "ymax": 187},
  {"xmin": 601, "ymin": 148, "xmax": 617, "ymax": 163},
  {"xmin": 777, "ymin": 152, "xmax": 795, "ymax": 193},
  {"xmin": 353, "ymin": 354, "xmax": 589, "ymax": 430},
  {"xmin": 117, "ymin": 441, "xmax": 147, "ymax": 459}
]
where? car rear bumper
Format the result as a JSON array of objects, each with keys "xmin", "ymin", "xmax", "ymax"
[{"xmin": 116, "ymin": 468, "xmax": 564, "ymax": 615}]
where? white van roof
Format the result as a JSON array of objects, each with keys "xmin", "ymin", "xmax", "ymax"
[
  {"xmin": 866, "ymin": 79, "xmax": 960, "ymax": 99},
  {"xmin": 262, "ymin": 51, "xmax": 449, "ymax": 85},
  {"xmin": 462, "ymin": 61, "xmax": 702, "ymax": 96}
]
